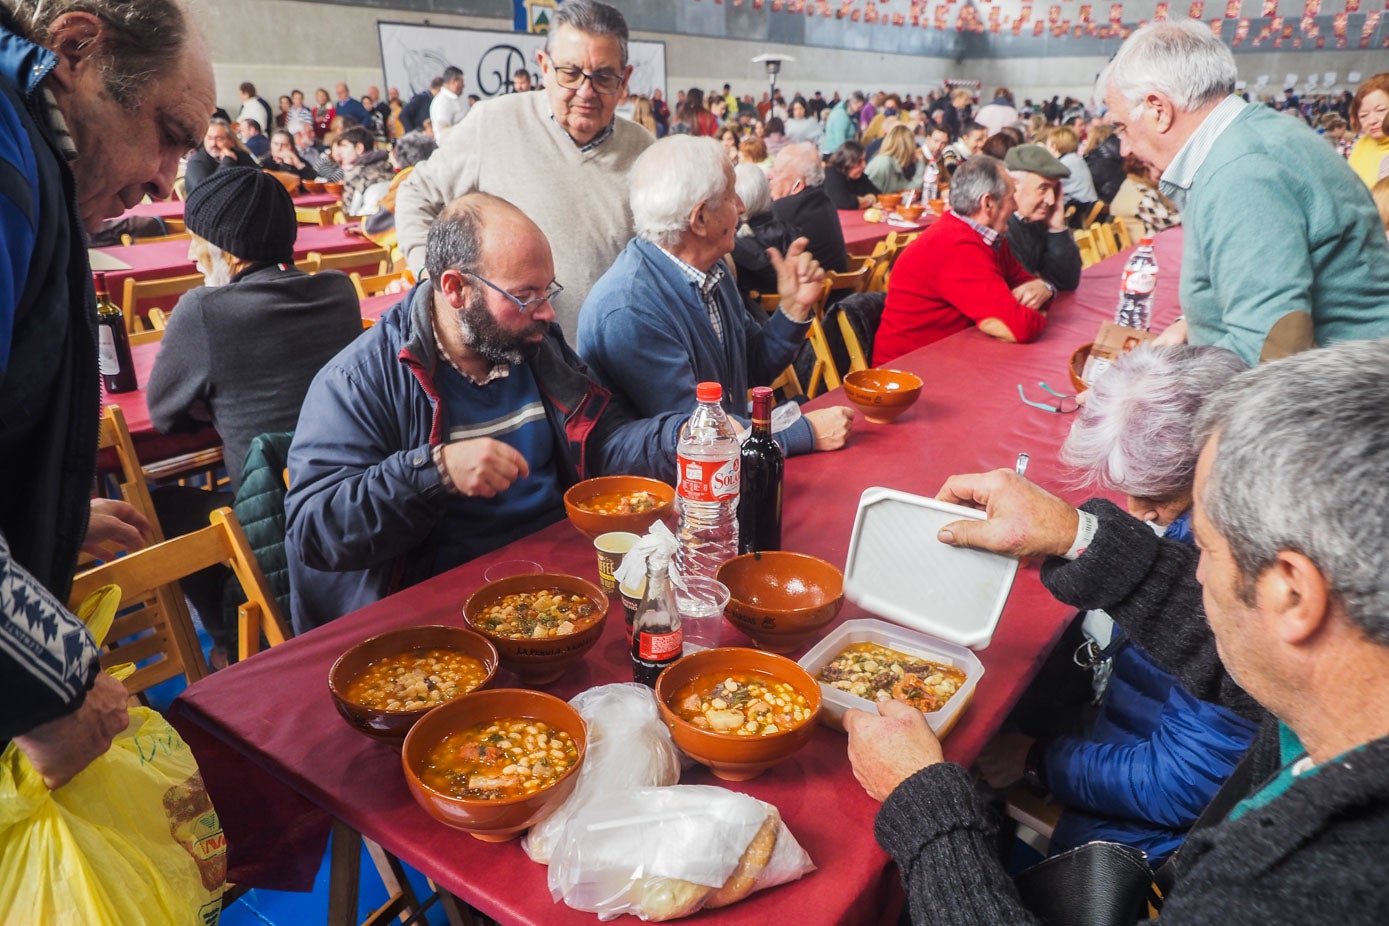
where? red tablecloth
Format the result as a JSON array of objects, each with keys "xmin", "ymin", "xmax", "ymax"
[
  {"xmin": 118, "ymin": 192, "xmax": 339, "ymax": 223},
  {"xmin": 361, "ymin": 292, "xmax": 400, "ymax": 323},
  {"xmin": 94, "ymin": 224, "xmax": 383, "ymax": 318},
  {"xmin": 165, "ymin": 229, "xmax": 1183, "ymax": 923},
  {"xmin": 838, "ymin": 208, "xmax": 936, "ymax": 256}
]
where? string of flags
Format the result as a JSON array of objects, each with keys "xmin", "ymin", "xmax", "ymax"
[{"xmin": 693, "ymin": 0, "xmax": 1389, "ymax": 46}]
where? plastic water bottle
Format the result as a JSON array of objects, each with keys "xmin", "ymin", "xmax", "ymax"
[
  {"xmin": 1114, "ymin": 237, "xmax": 1158, "ymax": 331},
  {"xmin": 675, "ymin": 382, "xmax": 740, "ymax": 581},
  {"xmin": 922, "ymin": 160, "xmax": 940, "ymax": 203}
]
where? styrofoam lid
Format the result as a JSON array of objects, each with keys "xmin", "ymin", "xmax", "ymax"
[{"xmin": 842, "ymin": 487, "xmax": 1019, "ymax": 649}]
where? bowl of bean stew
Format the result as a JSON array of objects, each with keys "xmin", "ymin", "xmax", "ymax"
[{"xmin": 462, "ymin": 574, "xmax": 609, "ymax": 684}]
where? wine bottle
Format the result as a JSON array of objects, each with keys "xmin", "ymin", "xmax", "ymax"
[
  {"xmin": 737, "ymin": 386, "xmax": 783, "ymax": 554},
  {"xmin": 631, "ymin": 550, "xmax": 682, "ymax": 687},
  {"xmin": 95, "ymin": 273, "xmax": 138, "ymax": 394}
]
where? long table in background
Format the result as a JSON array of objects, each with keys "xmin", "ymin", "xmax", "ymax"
[
  {"xmin": 165, "ymin": 229, "xmax": 1183, "ymax": 924},
  {"xmin": 839, "ymin": 207, "xmax": 937, "ymax": 256},
  {"xmin": 117, "ymin": 192, "xmax": 339, "ymax": 223}
]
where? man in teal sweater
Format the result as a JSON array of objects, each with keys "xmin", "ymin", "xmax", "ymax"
[{"xmin": 1101, "ymin": 21, "xmax": 1389, "ymax": 365}]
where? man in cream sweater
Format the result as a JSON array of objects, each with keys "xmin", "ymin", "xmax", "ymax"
[{"xmin": 396, "ymin": 0, "xmax": 652, "ymax": 340}]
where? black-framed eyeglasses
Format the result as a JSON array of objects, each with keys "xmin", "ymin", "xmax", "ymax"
[
  {"xmin": 550, "ymin": 65, "xmax": 625, "ymax": 95},
  {"xmin": 464, "ymin": 271, "xmax": 563, "ymax": 314},
  {"xmin": 1017, "ymin": 382, "xmax": 1077, "ymax": 414}
]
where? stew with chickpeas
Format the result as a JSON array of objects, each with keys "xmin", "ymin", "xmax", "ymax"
[
  {"xmin": 473, "ymin": 589, "xmax": 600, "ymax": 639},
  {"xmin": 575, "ymin": 490, "xmax": 660, "ymax": 515},
  {"xmin": 817, "ymin": 642, "xmax": 966, "ymax": 713},
  {"xmin": 343, "ymin": 648, "xmax": 489, "ymax": 711},
  {"xmin": 420, "ymin": 719, "xmax": 579, "ymax": 800},
  {"xmin": 672, "ymin": 673, "xmax": 813, "ymax": 736}
]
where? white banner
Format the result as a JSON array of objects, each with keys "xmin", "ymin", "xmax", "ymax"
[{"xmin": 376, "ymin": 22, "xmax": 667, "ymax": 102}]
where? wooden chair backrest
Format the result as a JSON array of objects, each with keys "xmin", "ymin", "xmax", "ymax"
[
  {"xmin": 1110, "ymin": 218, "xmax": 1133, "ymax": 251},
  {"xmin": 1090, "ymin": 221, "xmax": 1118, "ymax": 260},
  {"xmin": 119, "ymin": 231, "xmax": 191, "ymax": 246},
  {"xmin": 303, "ymin": 248, "xmax": 389, "ymax": 276},
  {"xmin": 69, "ymin": 508, "xmax": 291, "ymax": 689},
  {"xmin": 349, "ymin": 269, "xmax": 412, "ymax": 299},
  {"xmin": 121, "ymin": 273, "xmax": 203, "ymax": 335},
  {"xmin": 1083, "ymin": 200, "xmax": 1108, "ymax": 227},
  {"xmin": 825, "ymin": 261, "xmax": 875, "ymax": 296},
  {"xmin": 867, "ymin": 257, "xmax": 892, "ymax": 293},
  {"xmin": 1073, "ymin": 229, "xmax": 1101, "ymax": 269}
]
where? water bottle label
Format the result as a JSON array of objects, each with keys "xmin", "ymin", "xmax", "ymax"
[
  {"xmin": 1123, "ymin": 267, "xmax": 1156, "ymax": 295},
  {"xmin": 637, "ymin": 628, "xmax": 682, "ymax": 661},
  {"xmin": 677, "ymin": 454, "xmax": 740, "ymax": 502},
  {"xmin": 98, "ymin": 326, "xmax": 119, "ymax": 376}
]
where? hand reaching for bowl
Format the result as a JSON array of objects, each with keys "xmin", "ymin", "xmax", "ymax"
[{"xmin": 439, "ymin": 438, "xmax": 530, "ymax": 498}]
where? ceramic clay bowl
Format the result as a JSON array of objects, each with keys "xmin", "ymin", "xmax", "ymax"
[
  {"xmin": 462, "ymin": 574, "xmax": 609, "ymax": 684},
  {"xmin": 563, "ymin": 475, "xmax": 675, "ymax": 539},
  {"xmin": 328, "ymin": 624, "xmax": 499, "ymax": 745},
  {"xmin": 842, "ymin": 368, "xmax": 924, "ymax": 424},
  {"xmin": 401, "ymin": 688, "xmax": 587, "ymax": 841},
  {"xmin": 716, "ymin": 552, "xmax": 845, "ymax": 654},
  {"xmin": 655, "ymin": 647, "xmax": 821, "ymax": 781}
]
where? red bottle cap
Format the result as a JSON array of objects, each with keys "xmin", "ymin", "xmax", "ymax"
[{"xmin": 696, "ymin": 382, "xmax": 722, "ymax": 403}]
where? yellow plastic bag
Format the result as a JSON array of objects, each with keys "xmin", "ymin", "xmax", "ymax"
[{"xmin": 0, "ymin": 586, "xmax": 227, "ymax": 925}]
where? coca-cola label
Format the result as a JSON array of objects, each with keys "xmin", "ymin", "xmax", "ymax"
[
  {"xmin": 98, "ymin": 325, "xmax": 119, "ymax": 376},
  {"xmin": 1122, "ymin": 267, "xmax": 1157, "ymax": 295},
  {"xmin": 637, "ymin": 628, "xmax": 682, "ymax": 660},
  {"xmin": 677, "ymin": 454, "xmax": 740, "ymax": 502}
]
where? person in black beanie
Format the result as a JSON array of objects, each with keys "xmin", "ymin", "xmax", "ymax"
[{"xmin": 146, "ymin": 166, "xmax": 362, "ymax": 665}]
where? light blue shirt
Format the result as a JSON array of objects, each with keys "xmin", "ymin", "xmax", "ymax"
[{"xmin": 1160, "ymin": 95, "xmax": 1248, "ymax": 210}]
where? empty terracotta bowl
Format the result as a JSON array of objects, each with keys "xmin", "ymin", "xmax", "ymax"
[
  {"xmin": 324, "ymin": 181, "xmax": 345, "ymax": 197},
  {"xmin": 842, "ymin": 368, "xmax": 924, "ymax": 424},
  {"xmin": 927, "ymin": 198, "xmax": 946, "ymax": 215},
  {"xmin": 716, "ymin": 552, "xmax": 845, "ymax": 654},
  {"xmin": 563, "ymin": 475, "xmax": 674, "ymax": 539},
  {"xmin": 899, "ymin": 203, "xmax": 925, "ymax": 222},
  {"xmin": 303, "ymin": 180, "xmax": 326, "ymax": 194},
  {"xmin": 401, "ymin": 688, "xmax": 587, "ymax": 841},
  {"xmin": 655, "ymin": 647, "xmax": 821, "ymax": 780},
  {"xmin": 328, "ymin": 625, "xmax": 499, "ymax": 745},
  {"xmin": 1070, "ymin": 342, "xmax": 1094, "ymax": 393},
  {"xmin": 462, "ymin": 574, "xmax": 609, "ymax": 684},
  {"xmin": 876, "ymin": 192, "xmax": 903, "ymax": 210}
]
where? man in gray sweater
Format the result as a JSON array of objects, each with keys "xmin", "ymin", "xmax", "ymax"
[
  {"xmin": 394, "ymin": 0, "xmax": 652, "ymax": 340},
  {"xmin": 844, "ymin": 339, "xmax": 1389, "ymax": 923}
]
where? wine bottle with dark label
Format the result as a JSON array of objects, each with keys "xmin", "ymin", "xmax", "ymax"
[
  {"xmin": 95, "ymin": 273, "xmax": 138, "ymax": 394},
  {"xmin": 737, "ymin": 386, "xmax": 783, "ymax": 554}
]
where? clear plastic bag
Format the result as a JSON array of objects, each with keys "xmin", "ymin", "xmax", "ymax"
[
  {"xmin": 523, "ymin": 683, "xmax": 683, "ymax": 865},
  {"xmin": 548, "ymin": 785, "xmax": 815, "ymax": 921}
]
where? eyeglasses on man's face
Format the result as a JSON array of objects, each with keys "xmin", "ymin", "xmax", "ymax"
[
  {"xmin": 549, "ymin": 64, "xmax": 625, "ymax": 95},
  {"xmin": 465, "ymin": 271, "xmax": 563, "ymax": 314}
]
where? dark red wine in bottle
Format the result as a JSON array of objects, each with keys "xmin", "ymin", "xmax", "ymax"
[
  {"xmin": 95, "ymin": 273, "xmax": 137, "ymax": 394},
  {"xmin": 738, "ymin": 386, "xmax": 783, "ymax": 554}
]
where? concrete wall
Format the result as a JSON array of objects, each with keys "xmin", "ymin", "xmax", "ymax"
[{"xmin": 186, "ymin": 0, "xmax": 1386, "ymax": 115}]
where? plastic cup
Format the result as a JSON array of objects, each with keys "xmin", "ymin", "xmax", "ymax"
[
  {"xmin": 482, "ymin": 559, "xmax": 543, "ymax": 583},
  {"xmin": 676, "ymin": 577, "xmax": 731, "ymax": 655},
  {"xmin": 593, "ymin": 531, "xmax": 640, "ymax": 595}
]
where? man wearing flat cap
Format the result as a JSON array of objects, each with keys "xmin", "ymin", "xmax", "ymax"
[
  {"xmin": 1005, "ymin": 143, "xmax": 1082, "ymax": 292},
  {"xmin": 147, "ymin": 167, "xmax": 362, "ymax": 662}
]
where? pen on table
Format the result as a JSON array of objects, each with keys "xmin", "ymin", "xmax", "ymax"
[{"xmin": 1015, "ymin": 453, "xmax": 1030, "ymax": 477}]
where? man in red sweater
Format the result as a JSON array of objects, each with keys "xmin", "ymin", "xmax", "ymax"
[{"xmin": 875, "ymin": 156, "xmax": 1053, "ymax": 363}]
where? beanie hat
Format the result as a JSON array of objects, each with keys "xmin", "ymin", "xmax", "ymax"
[{"xmin": 184, "ymin": 166, "xmax": 297, "ymax": 262}]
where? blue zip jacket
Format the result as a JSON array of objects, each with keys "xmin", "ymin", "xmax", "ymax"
[
  {"xmin": 285, "ymin": 282, "xmax": 682, "ymax": 632},
  {"xmin": 1043, "ymin": 511, "xmax": 1258, "ymax": 863}
]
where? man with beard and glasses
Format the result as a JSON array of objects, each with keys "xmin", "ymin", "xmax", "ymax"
[
  {"xmin": 285, "ymin": 193, "xmax": 682, "ymax": 632},
  {"xmin": 146, "ymin": 167, "xmax": 360, "ymax": 664}
]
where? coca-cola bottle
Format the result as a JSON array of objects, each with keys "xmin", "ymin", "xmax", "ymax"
[
  {"xmin": 631, "ymin": 550, "xmax": 682, "ymax": 687},
  {"xmin": 737, "ymin": 386, "xmax": 783, "ymax": 555},
  {"xmin": 95, "ymin": 273, "xmax": 138, "ymax": 393}
]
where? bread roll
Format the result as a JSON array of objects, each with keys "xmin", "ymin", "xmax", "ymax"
[
  {"xmin": 705, "ymin": 812, "xmax": 780, "ymax": 908},
  {"xmin": 634, "ymin": 876, "xmax": 713, "ymax": 922}
]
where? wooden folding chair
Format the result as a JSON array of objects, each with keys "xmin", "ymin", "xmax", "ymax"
[
  {"xmin": 1090, "ymin": 221, "xmax": 1118, "ymax": 260},
  {"xmin": 1082, "ymin": 200, "xmax": 1108, "ymax": 227},
  {"xmin": 94, "ymin": 405, "xmax": 165, "ymax": 545},
  {"xmin": 844, "ymin": 254, "xmax": 876, "ymax": 274},
  {"xmin": 349, "ymin": 268, "xmax": 413, "ymax": 299},
  {"xmin": 121, "ymin": 273, "xmax": 203, "ymax": 334},
  {"xmin": 1073, "ymin": 229, "xmax": 1101, "ymax": 269},
  {"xmin": 305, "ymin": 247, "xmax": 390, "ymax": 276},
  {"xmin": 119, "ymin": 231, "xmax": 191, "ymax": 246},
  {"xmin": 70, "ymin": 507, "xmax": 291, "ymax": 680},
  {"xmin": 824, "ymin": 261, "xmax": 875, "ymax": 298},
  {"xmin": 835, "ymin": 310, "xmax": 871, "ymax": 373},
  {"xmin": 1110, "ymin": 217, "xmax": 1133, "ymax": 251},
  {"xmin": 296, "ymin": 203, "xmax": 345, "ymax": 226},
  {"xmin": 867, "ymin": 257, "xmax": 892, "ymax": 293},
  {"xmin": 128, "ymin": 308, "xmax": 169, "ymax": 346},
  {"xmin": 164, "ymin": 217, "xmax": 186, "ymax": 234}
]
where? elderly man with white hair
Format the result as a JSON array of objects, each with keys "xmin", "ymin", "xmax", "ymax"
[
  {"xmin": 1103, "ymin": 21, "xmax": 1389, "ymax": 364},
  {"xmin": 768, "ymin": 141, "xmax": 850, "ymax": 273},
  {"xmin": 578, "ymin": 135, "xmax": 854, "ymax": 458}
]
